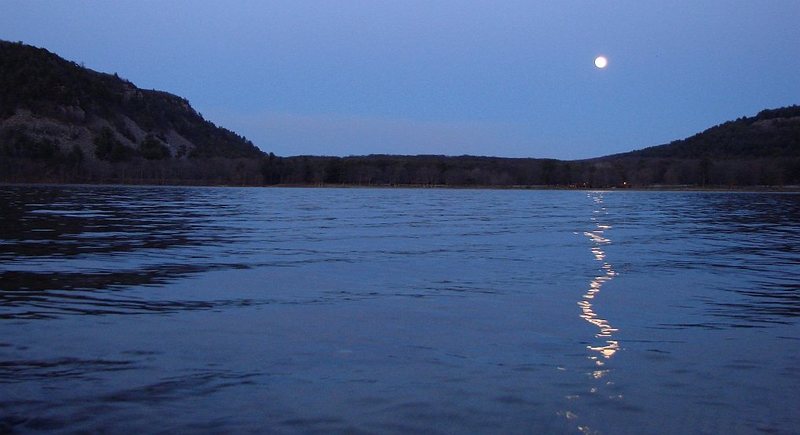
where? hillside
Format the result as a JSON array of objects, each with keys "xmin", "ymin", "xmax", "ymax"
[
  {"xmin": 589, "ymin": 106, "xmax": 800, "ymax": 186},
  {"xmin": 615, "ymin": 106, "xmax": 800, "ymax": 160},
  {"xmin": 0, "ymin": 40, "xmax": 265, "ymax": 184}
]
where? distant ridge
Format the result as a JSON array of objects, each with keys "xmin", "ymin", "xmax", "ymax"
[{"xmin": 1, "ymin": 40, "xmax": 797, "ymax": 187}]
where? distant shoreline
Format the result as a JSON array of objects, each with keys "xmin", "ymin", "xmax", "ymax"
[{"xmin": 3, "ymin": 181, "xmax": 799, "ymax": 193}]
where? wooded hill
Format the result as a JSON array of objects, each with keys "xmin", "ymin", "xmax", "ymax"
[
  {"xmin": 594, "ymin": 106, "xmax": 800, "ymax": 186},
  {"xmin": 0, "ymin": 40, "xmax": 265, "ymax": 184},
  {"xmin": 1, "ymin": 40, "xmax": 798, "ymax": 187}
]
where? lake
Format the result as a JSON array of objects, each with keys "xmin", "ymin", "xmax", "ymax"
[{"xmin": 1, "ymin": 185, "xmax": 798, "ymax": 434}]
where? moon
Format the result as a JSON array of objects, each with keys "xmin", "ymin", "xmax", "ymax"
[{"xmin": 594, "ymin": 56, "xmax": 608, "ymax": 69}]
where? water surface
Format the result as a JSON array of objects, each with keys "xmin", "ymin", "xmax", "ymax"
[{"xmin": 1, "ymin": 186, "xmax": 798, "ymax": 433}]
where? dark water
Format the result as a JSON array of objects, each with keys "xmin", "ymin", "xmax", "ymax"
[{"xmin": 1, "ymin": 185, "xmax": 798, "ymax": 434}]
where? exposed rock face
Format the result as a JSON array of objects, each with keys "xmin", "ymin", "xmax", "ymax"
[{"xmin": 0, "ymin": 40, "xmax": 263, "ymax": 164}]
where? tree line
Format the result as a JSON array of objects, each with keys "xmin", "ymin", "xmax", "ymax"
[
  {"xmin": 260, "ymin": 154, "xmax": 800, "ymax": 188},
  {"xmin": 2, "ymin": 40, "xmax": 798, "ymax": 188}
]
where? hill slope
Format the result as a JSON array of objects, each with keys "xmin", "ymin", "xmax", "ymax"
[
  {"xmin": 0, "ymin": 40, "xmax": 265, "ymax": 184},
  {"xmin": 589, "ymin": 107, "xmax": 800, "ymax": 186},
  {"xmin": 614, "ymin": 106, "xmax": 800, "ymax": 160}
]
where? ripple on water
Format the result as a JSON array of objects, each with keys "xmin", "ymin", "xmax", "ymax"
[{"xmin": 1, "ymin": 186, "xmax": 798, "ymax": 434}]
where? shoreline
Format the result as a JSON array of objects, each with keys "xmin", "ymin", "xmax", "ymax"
[{"xmin": 2, "ymin": 180, "xmax": 799, "ymax": 193}]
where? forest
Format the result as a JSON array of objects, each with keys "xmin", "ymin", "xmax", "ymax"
[{"xmin": 1, "ymin": 40, "xmax": 798, "ymax": 187}]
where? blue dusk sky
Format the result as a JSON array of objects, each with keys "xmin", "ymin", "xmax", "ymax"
[{"xmin": 1, "ymin": 1, "xmax": 798, "ymax": 159}]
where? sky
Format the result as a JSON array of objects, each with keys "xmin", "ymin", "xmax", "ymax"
[{"xmin": 1, "ymin": 1, "xmax": 799, "ymax": 160}]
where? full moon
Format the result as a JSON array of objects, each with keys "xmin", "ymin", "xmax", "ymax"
[{"xmin": 594, "ymin": 56, "xmax": 608, "ymax": 69}]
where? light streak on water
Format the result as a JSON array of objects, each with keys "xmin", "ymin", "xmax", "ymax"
[{"xmin": 581, "ymin": 193, "xmax": 619, "ymax": 362}]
